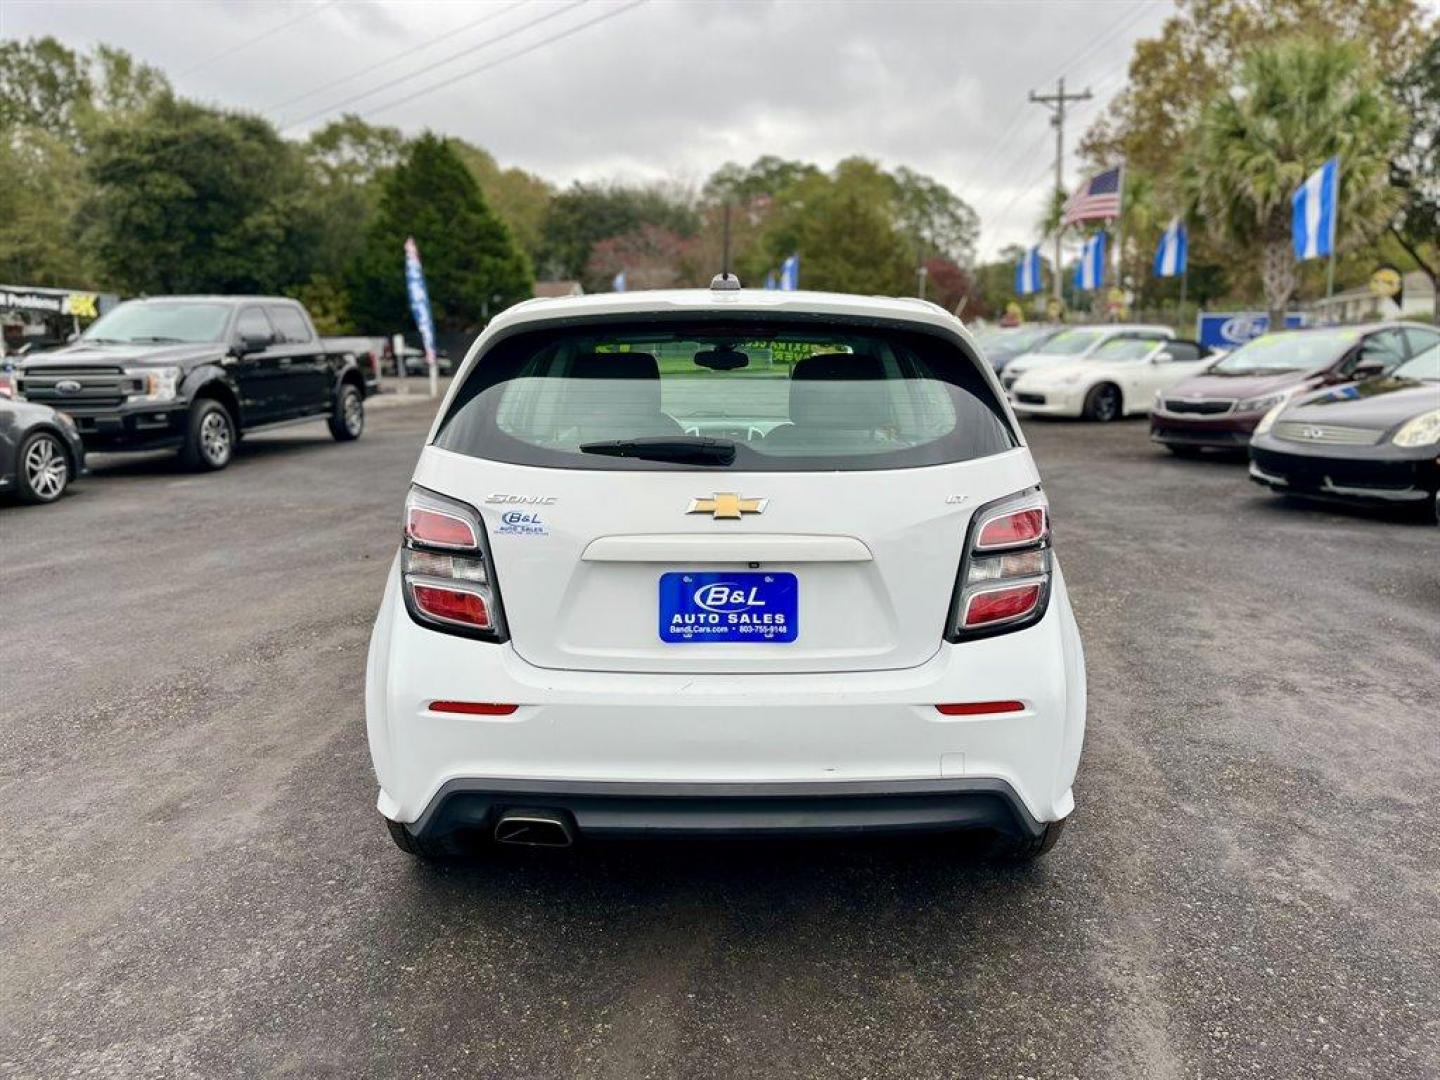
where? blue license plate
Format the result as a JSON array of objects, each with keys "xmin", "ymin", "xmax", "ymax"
[{"xmin": 659, "ymin": 571, "xmax": 798, "ymax": 644}]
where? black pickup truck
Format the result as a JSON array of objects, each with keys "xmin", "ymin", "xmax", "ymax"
[{"xmin": 15, "ymin": 295, "xmax": 369, "ymax": 471}]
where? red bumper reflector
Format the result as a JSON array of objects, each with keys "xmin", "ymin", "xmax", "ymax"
[
  {"xmin": 428, "ymin": 701, "xmax": 519, "ymax": 716},
  {"xmin": 935, "ymin": 700, "xmax": 1026, "ymax": 716},
  {"xmin": 963, "ymin": 583, "xmax": 1041, "ymax": 627},
  {"xmin": 412, "ymin": 584, "xmax": 491, "ymax": 627}
]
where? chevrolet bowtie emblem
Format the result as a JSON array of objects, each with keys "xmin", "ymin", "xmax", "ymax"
[{"xmin": 687, "ymin": 493, "xmax": 768, "ymax": 519}]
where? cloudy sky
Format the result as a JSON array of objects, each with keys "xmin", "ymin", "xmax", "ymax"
[{"xmin": 3, "ymin": 0, "xmax": 1175, "ymax": 260}]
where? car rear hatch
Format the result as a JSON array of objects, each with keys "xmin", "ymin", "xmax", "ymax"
[{"xmin": 412, "ymin": 310, "xmax": 1038, "ymax": 675}]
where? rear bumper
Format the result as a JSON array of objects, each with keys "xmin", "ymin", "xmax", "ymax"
[
  {"xmin": 366, "ymin": 560, "xmax": 1087, "ymax": 831},
  {"xmin": 398, "ymin": 776, "xmax": 1046, "ymax": 843}
]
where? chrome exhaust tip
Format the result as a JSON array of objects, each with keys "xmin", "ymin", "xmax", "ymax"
[{"xmin": 493, "ymin": 809, "xmax": 574, "ymax": 848}]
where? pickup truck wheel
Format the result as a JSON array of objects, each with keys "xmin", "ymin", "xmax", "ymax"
[
  {"xmin": 180, "ymin": 399, "xmax": 235, "ymax": 471},
  {"xmin": 17, "ymin": 430, "xmax": 70, "ymax": 503},
  {"xmin": 329, "ymin": 385, "xmax": 364, "ymax": 442}
]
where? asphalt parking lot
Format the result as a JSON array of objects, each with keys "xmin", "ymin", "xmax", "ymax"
[{"xmin": 1, "ymin": 399, "xmax": 1436, "ymax": 1080}]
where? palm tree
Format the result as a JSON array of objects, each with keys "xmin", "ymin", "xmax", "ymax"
[{"xmin": 1185, "ymin": 37, "xmax": 1404, "ymax": 325}]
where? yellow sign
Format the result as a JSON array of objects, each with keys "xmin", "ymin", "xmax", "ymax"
[
  {"xmin": 1369, "ymin": 267, "xmax": 1401, "ymax": 298},
  {"xmin": 61, "ymin": 292, "xmax": 98, "ymax": 319},
  {"xmin": 686, "ymin": 493, "xmax": 767, "ymax": 520}
]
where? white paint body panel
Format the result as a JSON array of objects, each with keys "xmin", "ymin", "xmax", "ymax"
[{"xmin": 366, "ymin": 289, "xmax": 1086, "ymax": 828}]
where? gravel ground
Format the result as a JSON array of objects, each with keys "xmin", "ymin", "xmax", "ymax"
[{"xmin": 1, "ymin": 401, "xmax": 1436, "ymax": 1080}]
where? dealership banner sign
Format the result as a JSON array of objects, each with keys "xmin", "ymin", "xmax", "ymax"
[{"xmin": 1196, "ymin": 312, "xmax": 1305, "ymax": 349}]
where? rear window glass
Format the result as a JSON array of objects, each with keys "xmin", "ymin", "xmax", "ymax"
[{"xmin": 433, "ymin": 319, "xmax": 1017, "ymax": 472}]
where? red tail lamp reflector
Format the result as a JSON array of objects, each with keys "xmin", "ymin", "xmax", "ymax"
[
  {"xmin": 963, "ymin": 583, "xmax": 1041, "ymax": 627},
  {"xmin": 935, "ymin": 700, "xmax": 1026, "ymax": 716},
  {"xmin": 429, "ymin": 700, "xmax": 518, "ymax": 716},
  {"xmin": 406, "ymin": 507, "xmax": 478, "ymax": 549},
  {"xmin": 976, "ymin": 508, "xmax": 1046, "ymax": 550},
  {"xmin": 412, "ymin": 584, "xmax": 491, "ymax": 628}
]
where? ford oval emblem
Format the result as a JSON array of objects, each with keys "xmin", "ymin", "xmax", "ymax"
[{"xmin": 55, "ymin": 379, "xmax": 82, "ymax": 394}]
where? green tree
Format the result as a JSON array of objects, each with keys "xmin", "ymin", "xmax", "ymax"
[
  {"xmin": 703, "ymin": 156, "xmax": 822, "ymax": 205},
  {"xmin": 0, "ymin": 130, "xmax": 94, "ymax": 285},
  {"xmin": 1184, "ymin": 37, "xmax": 1405, "ymax": 324},
  {"xmin": 448, "ymin": 139, "xmax": 554, "ymax": 271},
  {"xmin": 0, "ymin": 37, "xmax": 169, "ymax": 148},
  {"xmin": 347, "ymin": 133, "xmax": 532, "ymax": 334},
  {"xmin": 892, "ymin": 166, "xmax": 979, "ymax": 268},
  {"xmin": 87, "ymin": 96, "xmax": 315, "ymax": 294},
  {"xmin": 760, "ymin": 159, "xmax": 915, "ymax": 296},
  {"xmin": 297, "ymin": 115, "xmax": 408, "ymax": 287},
  {"xmin": 538, "ymin": 182, "xmax": 699, "ymax": 287},
  {"xmin": 1389, "ymin": 36, "xmax": 1439, "ymax": 323}
]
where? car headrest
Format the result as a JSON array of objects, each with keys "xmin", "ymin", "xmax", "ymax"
[
  {"xmin": 569, "ymin": 352, "xmax": 661, "ymax": 381},
  {"xmin": 788, "ymin": 352, "xmax": 891, "ymax": 428},
  {"xmin": 559, "ymin": 351, "xmax": 665, "ymax": 422}
]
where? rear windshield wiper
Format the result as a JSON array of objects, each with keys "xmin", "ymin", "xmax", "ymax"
[{"xmin": 579, "ymin": 436, "xmax": 736, "ymax": 466}]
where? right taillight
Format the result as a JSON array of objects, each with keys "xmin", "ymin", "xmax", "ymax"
[
  {"xmin": 400, "ymin": 485, "xmax": 507, "ymax": 641},
  {"xmin": 948, "ymin": 491, "xmax": 1052, "ymax": 640}
]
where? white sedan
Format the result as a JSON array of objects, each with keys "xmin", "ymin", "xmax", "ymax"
[{"xmin": 1008, "ymin": 335, "xmax": 1213, "ymax": 421}]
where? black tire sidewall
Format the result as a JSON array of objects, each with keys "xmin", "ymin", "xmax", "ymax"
[
  {"xmin": 16, "ymin": 430, "xmax": 69, "ymax": 503},
  {"xmin": 185, "ymin": 400, "xmax": 234, "ymax": 471},
  {"xmin": 330, "ymin": 385, "xmax": 364, "ymax": 441},
  {"xmin": 1086, "ymin": 384, "xmax": 1120, "ymax": 422}
]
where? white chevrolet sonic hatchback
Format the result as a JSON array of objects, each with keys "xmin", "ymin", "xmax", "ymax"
[{"xmin": 366, "ymin": 285, "xmax": 1086, "ymax": 860}]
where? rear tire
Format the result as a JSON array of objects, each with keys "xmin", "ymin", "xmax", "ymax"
[
  {"xmin": 179, "ymin": 399, "xmax": 235, "ymax": 471},
  {"xmin": 328, "ymin": 384, "xmax": 364, "ymax": 442},
  {"xmin": 1082, "ymin": 384, "xmax": 1122, "ymax": 422},
  {"xmin": 16, "ymin": 430, "xmax": 70, "ymax": 503}
]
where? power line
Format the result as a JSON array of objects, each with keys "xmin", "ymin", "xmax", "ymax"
[
  {"xmin": 175, "ymin": 0, "xmax": 340, "ymax": 78},
  {"xmin": 281, "ymin": 0, "xmax": 589, "ymax": 131},
  {"xmin": 265, "ymin": 0, "xmax": 529, "ymax": 115},
  {"xmin": 975, "ymin": 0, "xmax": 1153, "ymax": 187},
  {"xmin": 356, "ymin": 0, "xmax": 648, "ymax": 122}
]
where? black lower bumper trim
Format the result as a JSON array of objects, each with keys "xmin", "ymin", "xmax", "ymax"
[{"xmin": 399, "ymin": 777, "xmax": 1048, "ymax": 843}]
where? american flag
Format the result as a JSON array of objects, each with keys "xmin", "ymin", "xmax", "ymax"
[{"xmin": 1062, "ymin": 166, "xmax": 1123, "ymax": 226}]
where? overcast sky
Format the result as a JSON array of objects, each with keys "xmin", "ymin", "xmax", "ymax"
[{"xmin": 3, "ymin": 0, "xmax": 1178, "ymax": 261}]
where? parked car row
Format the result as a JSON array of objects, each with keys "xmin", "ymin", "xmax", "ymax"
[
  {"xmin": 981, "ymin": 321, "xmax": 1440, "ymax": 522},
  {"xmin": 1, "ymin": 294, "xmax": 369, "ymax": 505}
]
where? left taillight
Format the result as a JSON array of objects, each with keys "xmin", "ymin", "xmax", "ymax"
[
  {"xmin": 947, "ymin": 490, "xmax": 1052, "ymax": 641},
  {"xmin": 400, "ymin": 485, "xmax": 507, "ymax": 641}
]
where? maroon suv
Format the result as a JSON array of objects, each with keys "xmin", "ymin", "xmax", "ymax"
[{"xmin": 1150, "ymin": 323, "xmax": 1440, "ymax": 455}]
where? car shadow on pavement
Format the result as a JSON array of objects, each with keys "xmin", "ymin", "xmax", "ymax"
[{"xmin": 85, "ymin": 433, "xmax": 342, "ymax": 477}]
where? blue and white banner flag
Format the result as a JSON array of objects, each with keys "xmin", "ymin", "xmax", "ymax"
[
  {"xmin": 612, "ymin": 270, "xmax": 627, "ymax": 292},
  {"xmin": 1153, "ymin": 217, "xmax": 1187, "ymax": 278},
  {"xmin": 403, "ymin": 236, "xmax": 436, "ymax": 365},
  {"xmin": 1074, "ymin": 231, "xmax": 1106, "ymax": 291},
  {"xmin": 779, "ymin": 253, "xmax": 800, "ymax": 291},
  {"xmin": 1292, "ymin": 157, "xmax": 1338, "ymax": 261},
  {"xmin": 1014, "ymin": 246, "xmax": 1042, "ymax": 296},
  {"xmin": 764, "ymin": 270, "xmax": 778, "ymax": 290}
]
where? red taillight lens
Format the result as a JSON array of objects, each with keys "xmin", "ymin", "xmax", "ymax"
[
  {"xmin": 429, "ymin": 700, "xmax": 518, "ymax": 716},
  {"xmin": 412, "ymin": 584, "xmax": 491, "ymax": 627},
  {"xmin": 401, "ymin": 486, "xmax": 506, "ymax": 640},
  {"xmin": 949, "ymin": 492, "xmax": 1051, "ymax": 641},
  {"xmin": 976, "ymin": 508, "xmax": 1046, "ymax": 550},
  {"xmin": 406, "ymin": 506, "xmax": 478, "ymax": 549},
  {"xmin": 963, "ymin": 583, "xmax": 1041, "ymax": 627}
]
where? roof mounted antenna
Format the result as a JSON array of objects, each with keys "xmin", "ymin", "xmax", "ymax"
[{"xmin": 711, "ymin": 202, "xmax": 740, "ymax": 290}]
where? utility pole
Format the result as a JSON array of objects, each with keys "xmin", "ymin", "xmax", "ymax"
[{"xmin": 1029, "ymin": 77, "xmax": 1092, "ymax": 307}]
